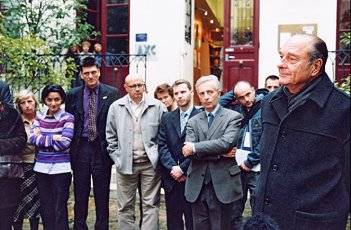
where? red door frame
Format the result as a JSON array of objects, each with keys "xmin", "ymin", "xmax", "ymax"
[{"xmin": 222, "ymin": 0, "xmax": 259, "ymax": 92}]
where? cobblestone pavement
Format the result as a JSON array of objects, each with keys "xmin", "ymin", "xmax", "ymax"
[
  {"xmin": 23, "ymin": 186, "xmax": 351, "ymax": 229},
  {"xmin": 23, "ymin": 186, "xmax": 167, "ymax": 229}
]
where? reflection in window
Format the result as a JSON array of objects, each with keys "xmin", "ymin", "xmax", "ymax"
[
  {"xmin": 107, "ymin": 6, "xmax": 129, "ymax": 34},
  {"xmin": 230, "ymin": 0, "xmax": 254, "ymax": 46}
]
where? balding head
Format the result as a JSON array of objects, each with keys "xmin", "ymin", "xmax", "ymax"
[
  {"xmin": 233, "ymin": 81, "xmax": 256, "ymax": 109},
  {"xmin": 124, "ymin": 74, "xmax": 146, "ymax": 103}
]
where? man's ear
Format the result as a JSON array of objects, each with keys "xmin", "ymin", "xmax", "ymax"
[{"xmin": 311, "ymin": 58, "xmax": 323, "ymax": 76}]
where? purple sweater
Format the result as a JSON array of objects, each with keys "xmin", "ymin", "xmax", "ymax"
[{"xmin": 30, "ymin": 108, "xmax": 74, "ymax": 174}]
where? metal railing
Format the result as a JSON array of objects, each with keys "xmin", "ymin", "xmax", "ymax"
[
  {"xmin": 328, "ymin": 49, "xmax": 350, "ymax": 82},
  {"xmin": 1, "ymin": 53, "xmax": 147, "ymax": 95}
]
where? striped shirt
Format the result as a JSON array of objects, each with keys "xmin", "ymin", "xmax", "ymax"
[{"xmin": 30, "ymin": 108, "xmax": 74, "ymax": 174}]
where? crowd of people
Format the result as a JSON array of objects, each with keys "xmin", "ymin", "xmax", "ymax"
[{"xmin": 0, "ymin": 34, "xmax": 349, "ymax": 230}]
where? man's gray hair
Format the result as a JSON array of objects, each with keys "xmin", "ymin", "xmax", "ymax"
[{"xmin": 195, "ymin": 75, "xmax": 221, "ymax": 92}]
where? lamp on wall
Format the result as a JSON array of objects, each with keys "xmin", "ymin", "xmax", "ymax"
[{"xmin": 196, "ymin": 7, "xmax": 208, "ymax": 16}]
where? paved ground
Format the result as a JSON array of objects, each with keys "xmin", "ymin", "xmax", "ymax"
[{"xmin": 23, "ymin": 186, "xmax": 351, "ymax": 229}]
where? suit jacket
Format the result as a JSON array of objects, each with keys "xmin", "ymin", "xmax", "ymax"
[
  {"xmin": 158, "ymin": 107, "xmax": 201, "ymax": 192},
  {"xmin": 65, "ymin": 83, "xmax": 121, "ymax": 168},
  {"xmin": 185, "ymin": 106, "xmax": 243, "ymax": 204}
]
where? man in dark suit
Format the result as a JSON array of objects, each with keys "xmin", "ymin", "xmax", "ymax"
[
  {"xmin": 182, "ymin": 75, "xmax": 243, "ymax": 230},
  {"xmin": 0, "ymin": 80, "xmax": 13, "ymax": 106},
  {"xmin": 158, "ymin": 79, "xmax": 200, "ymax": 230},
  {"xmin": 65, "ymin": 56, "xmax": 121, "ymax": 230}
]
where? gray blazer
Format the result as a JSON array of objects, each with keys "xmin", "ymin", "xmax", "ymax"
[
  {"xmin": 106, "ymin": 94, "xmax": 167, "ymax": 174},
  {"xmin": 185, "ymin": 106, "xmax": 243, "ymax": 204}
]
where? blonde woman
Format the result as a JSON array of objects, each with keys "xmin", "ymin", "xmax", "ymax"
[{"xmin": 13, "ymin": 90, "xmax": 40, "ymax": 230}]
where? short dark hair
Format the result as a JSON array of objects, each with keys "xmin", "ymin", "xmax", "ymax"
[
  {"xmin": 154, "ymin": 83, "xmax": 173, "ymax": 98},
  {"xmin": 41, "ymin": 84, "xmax": 66, "ymax": 104},
  {"xmin": 172, "ymin": 79, "xmax": 192, "ymax": 91},
  {"xmin": 80, "ymin": 56, "xmax": 99, "ymax": 71},
  {"xmin": 265, "ymin": 75, "xmax": 279, "ymax": 83}
]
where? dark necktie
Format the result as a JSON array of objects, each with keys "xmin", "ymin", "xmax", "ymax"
[
  {"xmin": 208, "ymin": 113, "xmax": 214, "ymax": 127},
  {"xmin": 204, "ymin": 112, "xmax": 214, "ymax": 184},
  {"xmin": 88, "ymin": 90, "xmax": 97, "ymax": 141}
]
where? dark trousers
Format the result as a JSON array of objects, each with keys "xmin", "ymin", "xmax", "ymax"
[
  {"xmin": 0, "ymin": 206, "xmax": 18, "ymax": 230},
  {"xmin": 232, "ymin": 171, "xmax": 260, "ymax": 230},
  {"xmin": 192, "ymin": 182, "xmax": 234, "ymax": 230},
  {"xmin": 13, "ymin": 218, "xmax": 39, "ymax": 230},
  {"xmin": 36, "ymin": 172, "xmax": 71, "ymax": 230},
  {"xmin": 165, "ymin": 181, "xmax": 193, "ymax": 230},
  {"xmin": 73, "ymin": 138, "xmax": 111, "ymax": 230}
]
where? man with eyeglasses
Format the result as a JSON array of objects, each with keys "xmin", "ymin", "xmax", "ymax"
[
  {"xmin": 106, "ymin": 74, "xmax": 167, "ymax": 230},
  {"xmin": 66, "ymin": 56, "xmax": 121, "ymax": 230}
]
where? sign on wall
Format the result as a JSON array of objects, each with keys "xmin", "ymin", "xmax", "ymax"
[
  {"xmin": 136, "ymin": 43, "xmax": 157, "ymax": 61},
  {"xmin": 278, "ymin": 24, "xmax": 318, "ymax": 50}
]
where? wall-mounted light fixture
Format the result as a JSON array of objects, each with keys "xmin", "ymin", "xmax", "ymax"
[{"xmin": 196, "ymin": 7, "xmax": 208, "ymax": 16}]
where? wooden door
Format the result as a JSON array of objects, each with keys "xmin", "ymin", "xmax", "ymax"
[{"xmin": 223, "ymin": 0, "xmax": 259, "ymax": 92}]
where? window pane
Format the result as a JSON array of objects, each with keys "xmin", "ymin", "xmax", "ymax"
[
  {"xmin": 339, "ymin": 0, "xmax": 350, "ymax": 30},
  {"xmin": 230, "ymin": 0, "xmax": 254, "ymax": 46},
  {"xmin": 106, "ymin": 37, "xmax": 129, "ymax": 65},
  {"xmin": 87, "ymin": 11, "xmax": 99, "ymax": 34},
  {"xmin": 107, "ymin": 0, "xmax": 129, "ymax": 3},
  {"xmin": 106, "ymin": 37, "xmax": 128, "ymax": 54},
  {"xmin": 87, "ymin": 0, "xmax": 98, "ymax": 10},
  {"xmin": 107, "ymin": 6, "xmax": 129, "ymax": 34}
]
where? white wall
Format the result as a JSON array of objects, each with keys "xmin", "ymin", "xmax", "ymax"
[
  {"xmin": 130, "ymin": 0, "xmax": 194, "ymax": 94},
  {"xmin": 259, "ymin": 0, "xmax": 337, "ymax": 87}
]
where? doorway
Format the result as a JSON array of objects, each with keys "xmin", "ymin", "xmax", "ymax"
[{"xmin": 223, "ymin": 0, "xmax": 259, "ymax": 92}]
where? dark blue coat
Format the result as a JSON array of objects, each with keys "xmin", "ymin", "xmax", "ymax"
[
  {"xmin": 158, "ymin": 107, "xmax": 200, "ymax": 192},
  {"xmin": 253, "ymin": 73, "xmax": 350, "ymax": 230}
]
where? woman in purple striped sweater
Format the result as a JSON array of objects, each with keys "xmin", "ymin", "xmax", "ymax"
[{"xmin": 30, "ymin": 84, "xmax": 74, "ymax": 230}]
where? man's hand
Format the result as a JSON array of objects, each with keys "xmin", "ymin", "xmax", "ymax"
[
  {"xmin": 240, "ymin": 163, "xmax": 251, "ymax": 172},
  {"xmin": 182, "ymin": 142, "xmax": 194, "ymax": 157},
  {"xmin": 176, "ymin": 175, "xmax": 186, "ymax": 182},
  {"xmin": 170, "ymin": 166, "xmax": 183, "ymax": 180},
  {"xmin": 222, "ymin": 147, "xmax": 237, "ymax": 158}
]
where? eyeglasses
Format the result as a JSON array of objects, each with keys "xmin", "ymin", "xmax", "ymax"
[
  {"xmin": 82, "ymin": 70, "xmax": 98, "ymax": 77},
  {"xmin": 127, "ymin": 83, "xmax": 145, "ymax": 89}
]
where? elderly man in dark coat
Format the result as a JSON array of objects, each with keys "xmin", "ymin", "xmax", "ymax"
[{"xmin": 253, "ymin": 34, "xmax": 350, "ymax": 230}]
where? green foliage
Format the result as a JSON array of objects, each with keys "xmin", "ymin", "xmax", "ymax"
[
  {"xmin": 0, "ymin": 0, "xmax": 97, "ymax": 53},
  {"xmin": 335, "ymin": 75, "xmax": 350, "ymax": 96},
  {"xmin": 0, "ymin": 0, "xmax": 96, "ymax": 92},
  {"xmin": 335, "ymin": 32, "xmax": 350, "ymax": 95},
  {"xmin": 340, "ymin": 32, "xmax": 350, "ymax": 47},
  {"xmin": 0, "ymin": 33, "xmax": 77, "ymax": 93}
]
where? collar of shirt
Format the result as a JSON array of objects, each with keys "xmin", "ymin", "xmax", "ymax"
[
  {"xmin": 205, "ymin": 104, "xmax": 220, "ymax": 117},
  {"xmin": 84, "ymin": 84, "xmax": 100, "ymax": 97},
  {"xmin": 41, "ymin": 108, "xmax": 64, "ymax": 121},
  {"xmin": 180, "ymin": 106, "xmax": 194, "ymax": 118},
  {"xmin": 127, "ymin": 93, "xmax": 145, "ymax": 115}
]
